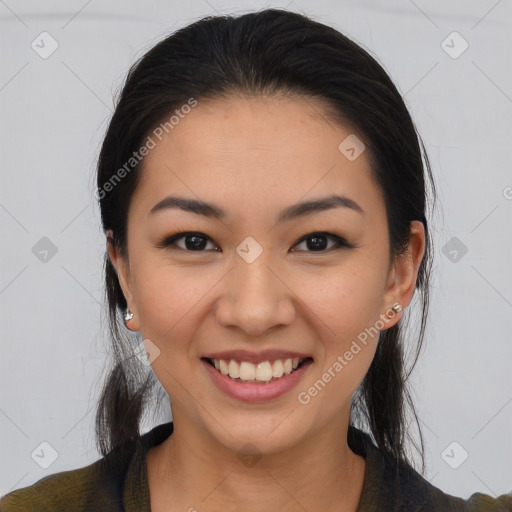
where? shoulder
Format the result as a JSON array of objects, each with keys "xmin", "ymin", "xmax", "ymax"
[
  {"xmin": 387, "ymin": 451, "xmax": 512, "ymax": 511},
  {"xmin": 0, "ymin": 440, "xmax": 137, "ymax": 511},
  {"xmin": 463, "ymin": 492, "xmax": 512, "ymax": 511},
  {"xmin": 0, "ymin": 461, "xmax": 116, "ymax": 512},
  {"xmin": 0, "ymin": 423, "xmax": 173, "ymax": 512},
  {"xmin": 391, "ymin": 460, "xmax": 512, "ymax": 511},
  {"xmin": 349, "ymin": 426, "xmax": 512, "ymax": 511}
]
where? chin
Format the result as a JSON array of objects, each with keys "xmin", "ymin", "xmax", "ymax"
[{"xmin": 201, "ymin": 412, "xmax": 307, "ymax": 456}]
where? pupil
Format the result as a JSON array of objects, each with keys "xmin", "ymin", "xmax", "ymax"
[
  {"xmin": 186, "ymin": 234, "xmax": 207, "ymax": 250},
  {"xmin": 307, "ymin": 235, "xmax": 327, "ymax": 251}
]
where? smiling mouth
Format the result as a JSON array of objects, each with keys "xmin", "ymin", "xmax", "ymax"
[{"xmin": 202, "ymin": 356, "xmax": 313, "ymax": 384}]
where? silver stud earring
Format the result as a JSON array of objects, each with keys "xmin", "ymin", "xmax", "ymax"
[
  {"xmin": 391, "ymin": 302, "xmax": 402, "ymax": 312},
  {"xmin": 124, "ymin": 307, "xmax": 134, "ymax": 324}
]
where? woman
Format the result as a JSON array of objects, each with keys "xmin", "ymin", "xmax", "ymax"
[{"xmin": 1, "ymin": 8, "xmax": 511, "ymax": 512}]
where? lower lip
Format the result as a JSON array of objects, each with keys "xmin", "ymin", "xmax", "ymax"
[{"xmin": 201, "ymin": 358, "xmax": 313, "ymax": 402}]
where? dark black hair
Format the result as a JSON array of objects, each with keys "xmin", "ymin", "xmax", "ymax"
[{"xmin": 95, "ymin": 7, "xmax": 436, "ymax": 474}]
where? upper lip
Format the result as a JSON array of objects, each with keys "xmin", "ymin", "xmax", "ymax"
[{"xmin": 201, "ymin": 350, "xmax": 313, "ymax": 365}]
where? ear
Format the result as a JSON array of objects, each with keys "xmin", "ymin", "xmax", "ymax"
[
  {"xmin": 106, "ymin": 229, "xmax": 141, "ymax": 331},
  {"xmin": 380, "ymin": 220, "xmax": 426, "ymax": 328}
]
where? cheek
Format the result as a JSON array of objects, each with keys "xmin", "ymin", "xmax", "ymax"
[
  {"xmin": 297, "ymin": 270, "xmax": 382, "ymax": 406},
  {"xmin": 131, "ymin": 261, "xmax": 207, "ymax": 341},
  {"xmin": 132, "ymin": 269, "xmax": 207, "ymax": 398},
  {"xmin": 297, "ymin": 262, "xmax": 386, "ymax": 339}
]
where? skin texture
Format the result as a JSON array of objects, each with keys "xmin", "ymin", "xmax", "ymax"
[{"xmin": 107, "ymin": 94, "xmax": 425, "ymax": 512}]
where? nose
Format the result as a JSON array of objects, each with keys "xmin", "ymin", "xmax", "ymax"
[{"xmin": 214, "ymin": 253, "xmax": 296, "ymax": 337}]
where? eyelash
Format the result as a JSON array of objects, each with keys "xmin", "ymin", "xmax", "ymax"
[{"xmin": 156, "ymin": 231, "xmax": 353, "ymax": 253}]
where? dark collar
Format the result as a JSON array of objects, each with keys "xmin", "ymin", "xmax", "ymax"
[{"xmin": 123, "ymin": 422, "xmax": 453, "ymax": 512}]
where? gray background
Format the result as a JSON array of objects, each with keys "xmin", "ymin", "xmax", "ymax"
[{"xmin": 1, "ymin": 0, "xmax": 511, "ymax": 500}]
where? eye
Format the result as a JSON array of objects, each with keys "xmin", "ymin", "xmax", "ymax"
[
  {"xmin": 157, "ymin": 231, "xmax": 351, "ymax": 253},
  {"xmin": 157, "ymin": 232, "xmax": 219, "ymax": 252},
  {"xmin": 290, "ymin": 232, "xmax": 351, "ymax": 253}
]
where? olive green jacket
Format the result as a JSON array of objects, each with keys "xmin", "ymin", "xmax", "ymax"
[{"xmin": 1, "ymin": 423, "xmax": 511, "ymax": 511}]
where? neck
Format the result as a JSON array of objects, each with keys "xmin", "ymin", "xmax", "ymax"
[{"xmin": 147, "ymin": 411, "xmax": 366, "ymax": 512}]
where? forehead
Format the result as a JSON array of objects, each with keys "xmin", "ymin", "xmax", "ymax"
[{"xmin": 130, "ymin": 94, "xmax": 384, "ymax": 223}]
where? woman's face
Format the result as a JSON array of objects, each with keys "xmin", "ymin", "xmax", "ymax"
[{"xmin": 108, "ymin": 94, "xmax": 424, "ymax": 454}]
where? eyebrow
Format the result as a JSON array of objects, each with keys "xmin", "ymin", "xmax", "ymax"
[{"xmin": 148, "ymin": 194, "xmax": 364, "ymax": 222}]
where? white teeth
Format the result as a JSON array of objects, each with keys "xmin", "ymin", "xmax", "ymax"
[
  {"xmin": 228, "ymin": 360, "xmax": 240, "ymax": 378},
  {"xmin": 219, "ymin": 359, "xmax": 229, "ymax": 375},
  {"xmin": 272, "ymin": 359, "xmax": 284, "ymax": 378},
  {"xmin": 255, "ymin": 361, "xmax": 273, "ymax": 382},
  {"xmin": 210, "ymin": 357, "xmax": 306, "ymax": 382},
  {"xmin": 239, "ymin": 361, "xmax": 256, "ymax": 380}
]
